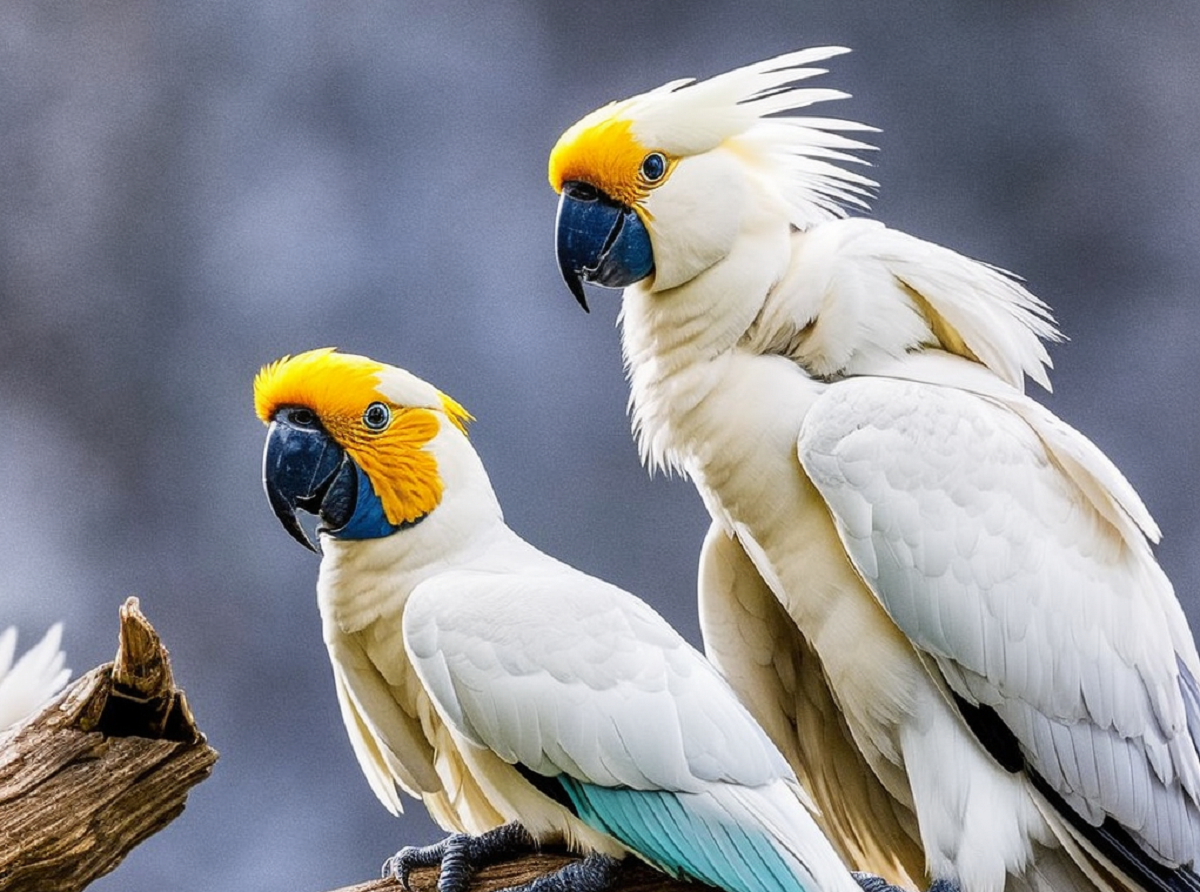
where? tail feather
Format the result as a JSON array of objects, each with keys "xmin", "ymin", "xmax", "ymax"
[
  {"xmin": 1031, "ymin": 774, "xmax": 1200, "ymax": 892},
  {"xmin": 638, "ymin": 787, "xmax": 745, "ymax": 887},
  {"xmin": 558, "ymin": 776, "xmax": 856, "ymax": 892}
]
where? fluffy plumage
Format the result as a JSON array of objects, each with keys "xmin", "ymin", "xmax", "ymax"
[
  {"xmin": 256, "ymin": 348, "xmax": 863, "ymax": 892},
  {"xmin": 0, "ymin": 624, "xmax": 69, "ymax": 732},
  {"xmin": 549, "ymin": 48, "xmax": 1200, "ymax": 892}
]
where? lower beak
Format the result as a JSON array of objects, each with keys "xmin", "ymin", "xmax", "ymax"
[
  {"xmin": 262, "ymin": 420, "xmax": 355, "ymax": 553},
  {"xmin": 555, "ymin": 181, "xmax": 654, "ymax": 312}
]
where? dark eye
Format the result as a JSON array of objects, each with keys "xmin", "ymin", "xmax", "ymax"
[
  {"xmin": 363, "ymin": 401, "xmax": 391, "ymax": 431},
  {"xmin": 640, "ymin": 152, "xmax": 667, "ymax": 183},
  {"xmin": 286, "ymin": 407, "xmax": 317, "ymax": 428}
]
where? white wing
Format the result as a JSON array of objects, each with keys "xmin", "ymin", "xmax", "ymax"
[
  {"xmin": 0, "ymin": 624, "xmax": 69, "ymax": 731},
  {"xmin": 325, "ymin": 631, "xmax": 441, "ymax": 814},
  {"xmin": 798, "ymin": 369, "xmax": 1200, "ymax": 867},
  {"xmin": 698, "ymin": 521, "xmax": 927, "ymax": 887},
  {"xmin": 758, "ymin": 218, "xmax": 1059, "ymax": 392},
  {"xmin": 401, "ymin": 564, "xmax": 791, "ymax": 793}
]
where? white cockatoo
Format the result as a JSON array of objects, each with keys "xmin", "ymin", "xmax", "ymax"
[
  {"xmin": 255, "ymin": 347, "xmax": 875, "ymax": 892},
  {"xmin": 0, "ymin": 623, "xmax": 69, "ymax": 733},
  {"xmin": 549, "ymin": 47, "xmax": 1200, "ymax": 892}
]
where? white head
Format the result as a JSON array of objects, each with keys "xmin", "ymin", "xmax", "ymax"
[{"xmin": 549, "ymin": 48, "xmax": 876, "ymax": 305}]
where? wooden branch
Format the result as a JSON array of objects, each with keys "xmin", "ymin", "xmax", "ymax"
[
  {"xmin": 321, "ymin": 849, "xmax": 696, "ymax": 892},
  {"xmin": 0, "ymin": 597, "xmax": 218, "ymax": 892}
]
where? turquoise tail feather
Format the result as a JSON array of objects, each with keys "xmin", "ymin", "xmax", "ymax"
[{"xmin": 559, "ymin": 778, "xmax": 820, "ymax": 892}]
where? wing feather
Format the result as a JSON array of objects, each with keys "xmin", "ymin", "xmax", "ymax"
[
  {"xmin": 325, "ymin": 632, "xmax": 441, "ymax": 813},
  {"xmin": 329, "ymin": 660, "xmax": 405, "ymax": 815},
  {"xmin": 798, "ymin": 375, "xmax": 1200, "ymax": 866},
  {"xmin": 401, "ymin": 567, "xmax": 790, "ymax": 794},
  {"xmin": 698, "ymin": 522, "xmax": 926, "ymax": 887},
  {"xmin": 755, "ymin": 219, "xmax": 1060, "ymax": 394}
]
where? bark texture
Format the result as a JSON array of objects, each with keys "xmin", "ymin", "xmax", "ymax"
[{"xmin": 0, "ymin": 597, "xmax": 218, "ymax": 892}]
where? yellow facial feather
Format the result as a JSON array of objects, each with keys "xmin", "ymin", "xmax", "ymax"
[
  {"xmin": 548, "ymin": 102, "xmax": 673, "ymax": 207},
  {"xmin": 254, "ymin": 348, "xmax": 472, "ymax": 527},
  {"xmin": 254, "ymin": 347, "xmax": 385, "ymax": 425},
  {"xmin": 340, "ymin": 407, "xmax": 443, "ymax": 526},
  {"xmin": 438, "ymin": 392, "xmax": 474, "ymax": 437}
]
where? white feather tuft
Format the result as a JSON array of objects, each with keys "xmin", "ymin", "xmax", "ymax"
[
  {"xmin": 0, "ymin": 624, "xmax": 69, "ymax": 732},
  {"xmin": 619, "ymin": 47, "xmax": 877, "ymax": 229}
]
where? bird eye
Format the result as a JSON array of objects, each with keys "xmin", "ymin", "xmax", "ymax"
[
  {"xmin": 287, "ymin": 407, "xmax": 317, "ymax": 428},
  {"xmin": 363, "ymin": 402, "xmax": 391, "ymax": 431},
  {"xmin": 640, "ymin": 152, "xmax": 667, "ymax": 183}
]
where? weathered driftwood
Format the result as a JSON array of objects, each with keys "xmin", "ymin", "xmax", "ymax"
[
  {"xmin": 0, "ymin": 597, "xmax": 217, "ymax": 892},
  {"xmin": 325, "ymin": 851, "xmax": 696, "ymax": 892}
]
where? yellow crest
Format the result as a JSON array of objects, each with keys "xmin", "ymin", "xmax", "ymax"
[{"xmin": 254, "ymin": 348, "xmax": 473, "ymax": 526}]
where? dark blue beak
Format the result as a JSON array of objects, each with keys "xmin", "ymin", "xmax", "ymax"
[
  {"xmin": 555, "ymin": 181, "xmax": 654, "ymax": 312},
  {"xmin": 263, "ymin": 409, "xmax": 357, "ymax": 553}
]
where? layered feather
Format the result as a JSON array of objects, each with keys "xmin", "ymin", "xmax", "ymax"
[
  {"xmin": 562, "ymin": 778, "xmax": 836, "ymax": 892},
  {"xmin": 698, "ymin": 521, "xmax": 927, "ymax": 889},
  {"xmin": 798, "ymin": 359, "xmax": 1200, "ymax": 869},
  {"xmin": 403, "ymin": 563, "xmax": 861, "ymax": 892},
  {"xmin": 750, "ymin": 219, "xmax": 1061, "ymax": 394}
]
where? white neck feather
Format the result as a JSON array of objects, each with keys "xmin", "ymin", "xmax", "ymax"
[
  {"xmin": 620, "ymin": 203, "xmax": 794, "ymax": 475},
  {"xmin": 315, "ymin": 429, "xmax": 514, "ymax": 634}
]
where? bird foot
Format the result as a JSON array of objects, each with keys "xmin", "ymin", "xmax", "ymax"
[
  {"xmin": 852, "ymin": 872, "xmax": 904, "ymax": 892},
  {"xmin": 384, "ymin": 823, "xmax": 537, "ymax": 892},
  {"xmin": 852, "ymin": 873, "xmax": 962, "ymax": 892},
  {"xmin": 496, "ymin": 852, "xmax": 619, "ymax": 892},
  {"xmin": 384, "ymin": 823, "xmax": 619, "ymax": 892}
]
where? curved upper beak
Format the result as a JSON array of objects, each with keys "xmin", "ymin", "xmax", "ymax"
[
  {"xmin": 262, "ymin": 416, "xmax": 355, "ymax": 553},
  {"xmin": 555, "ymin": 181, "xmax": 654, "ymax": 312}
]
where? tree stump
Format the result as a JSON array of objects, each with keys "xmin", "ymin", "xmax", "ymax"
[{"xmin": 0, "ymin": 597, "xmax": 218, "ymax": 891}]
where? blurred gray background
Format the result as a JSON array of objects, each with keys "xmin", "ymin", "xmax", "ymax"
[{"xmin": 2, "ymin": 2, "xmax": 1197, "ymax": 890}]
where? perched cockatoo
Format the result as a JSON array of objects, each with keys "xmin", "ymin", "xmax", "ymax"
[
  {"xmin": 549, "ymin": 47, "xmax": 1200, "ymax": 892},
  {"xmin": 255, "ymin": 347, "xmax": 874, "ymax": 892},
  {"xmin": 0, "ymin": 624, "xmax": 69, "ymax": 732}
]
